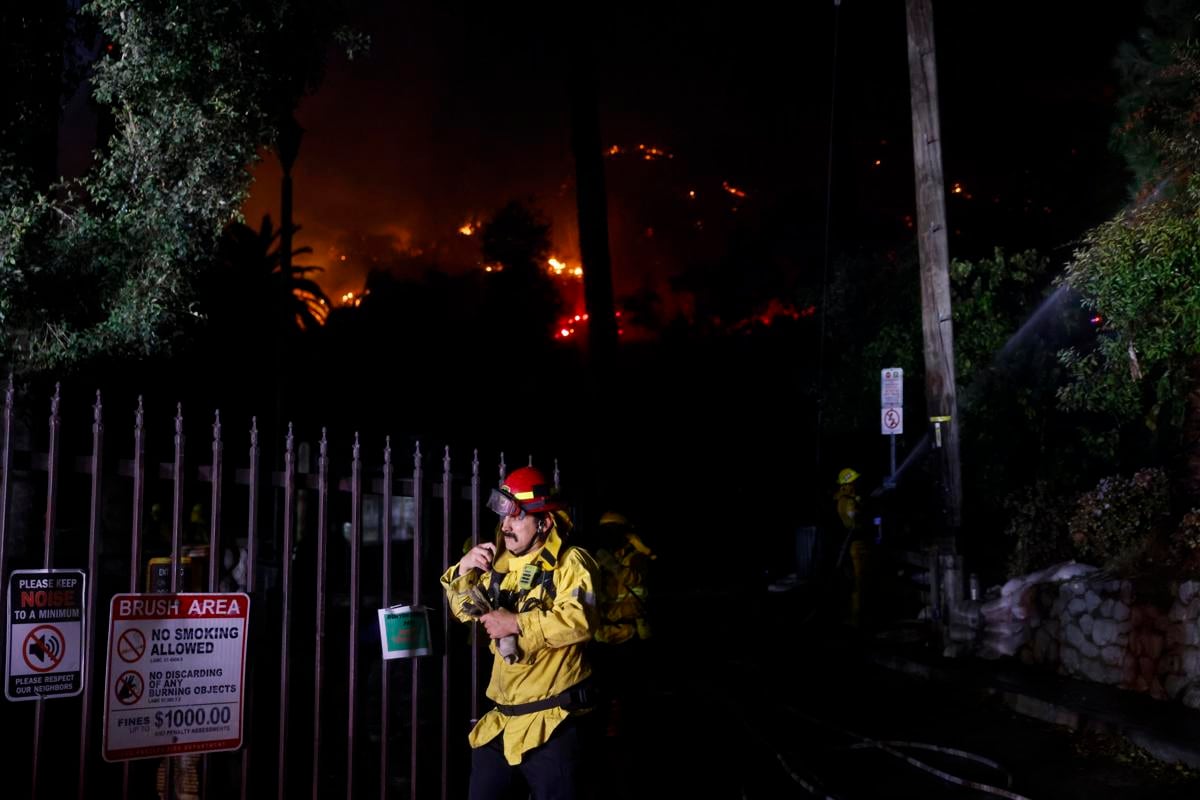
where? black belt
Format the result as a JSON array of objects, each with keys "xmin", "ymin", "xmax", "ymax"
[{"xmin": 494, "ymin": 679, "xmax": 596, "ymax": 716}]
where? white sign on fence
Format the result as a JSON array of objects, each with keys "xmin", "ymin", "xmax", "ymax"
[
  {"xmin": 102, "ymin": 593, "xmax": 250, "ymax": 762},
  {"xmin": 5, "ymin": 569, "xmax": 86, "ymax": 701},
  {"xmin": 378, "ymin": 605, "xmax": 431, "ymax": 659}
]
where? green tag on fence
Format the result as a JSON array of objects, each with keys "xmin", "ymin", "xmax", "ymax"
[{"xmin": 377, "ymin": 605, "xmax": 431, "ymax": 660}]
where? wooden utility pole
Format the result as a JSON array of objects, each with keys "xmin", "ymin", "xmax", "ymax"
[
  {"xmin": 568, "ymin": 37, "xmax": 619, "ymax": 506},
  {"xmin": 906, "ymin": 0, "xmax": 962, "ymax": 535},
  {"xmin": 569, "ymin": 56, "xmax": 618, "ymax": 376}
]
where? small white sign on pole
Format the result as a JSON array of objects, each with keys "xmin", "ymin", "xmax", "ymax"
[
  {"xmin": 102, "ymin": 593, "xmax": 250, "ymax": 762},
  {"xmin": 881, "ymin": 368, "xmax": 904, "ymax": 408},
  {"xmin": 881, "ymin": 407, "xmax": 904, "ymax": 435}
]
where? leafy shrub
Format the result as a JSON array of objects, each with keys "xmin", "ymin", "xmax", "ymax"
[
  {"xmin": 1170, "ymin": 508, "xmax": 1200, "ymax": 573},
  {"xmin": 1003, "ymin": 469, "xmax": 1200, "ymax": 578},
  {"xmin": 1004, "ymin": 481, "xmax": 1077, "ymax": 576},
  {"xmin": 1067, "ymin": 468, "xmax": 1172, "ymax": 572}
]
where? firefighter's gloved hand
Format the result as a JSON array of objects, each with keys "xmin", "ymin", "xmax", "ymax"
[
  {"xmin": 466, "ymin": 585, "xmax": 493, "ymax": 614},
  {"xmin": 462, "ymin": 600, "xmax": 488, "ymax": 617}
]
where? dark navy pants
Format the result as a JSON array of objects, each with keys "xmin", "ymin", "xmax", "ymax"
[{"xmin": 468, "ymin": 716, "xmax": 584, "ymax": 800}]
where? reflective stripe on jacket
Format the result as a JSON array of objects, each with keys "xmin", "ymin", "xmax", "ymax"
[{"xmin": 441, "ymin": 524, "xmax": 598, "ymax": 765}]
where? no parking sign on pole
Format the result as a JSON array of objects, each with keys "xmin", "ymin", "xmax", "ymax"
[{"xmin": 881, "ymin": 368, "xmax": 904, "ymax": 480}]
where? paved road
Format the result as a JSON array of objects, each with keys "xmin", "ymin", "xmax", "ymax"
[{"xmin": 608, "ymin": 583, "xmax": 1200, "ymax": 799}]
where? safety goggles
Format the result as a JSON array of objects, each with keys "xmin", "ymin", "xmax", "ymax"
[{"xmin": 486, "ymin": 487, "xmax": 527, "ymax": 520}]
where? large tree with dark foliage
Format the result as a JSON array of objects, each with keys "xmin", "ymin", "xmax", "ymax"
[
  {"xmin": 478, "ymin": 200, "xmax": 563, "ymax": 353},
  {"xmin": 1059, "ymin": 0, "xmax": 1200, "ymax": 499},
  {"xmin": 0, "ymin": 0, "xmax": 364, "ymax": 375}
]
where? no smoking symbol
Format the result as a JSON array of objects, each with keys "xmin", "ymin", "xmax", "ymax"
[
  {"xmin": 884, "ymin": 409, "xmax": 900, "ymax": 429},
  {"xmin": 118, "ymin": 629, "xmax": 146, "ymax": 663}
]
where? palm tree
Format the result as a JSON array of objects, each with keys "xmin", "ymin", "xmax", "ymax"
[{"xmin": 213, "ymin": 214, "xmax": 330, "ymax": 332}]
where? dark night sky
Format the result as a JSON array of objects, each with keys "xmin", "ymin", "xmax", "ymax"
[{"xmin": 233, "ymin": 1, "xmax": 1144, "ymax": 304}]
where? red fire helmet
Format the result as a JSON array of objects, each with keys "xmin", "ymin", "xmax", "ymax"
[{"xmin": 488, "ymin": 466, "xmax": 563, "ymax": 517}]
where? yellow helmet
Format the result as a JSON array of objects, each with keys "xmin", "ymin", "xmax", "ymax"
[
  {"xmin": 838, "ymin": 468, "xmax": 860, "ymax": 485},
  {"xmin": 598, "ymin": 511, "xmax": 630, "ymax": 527}
]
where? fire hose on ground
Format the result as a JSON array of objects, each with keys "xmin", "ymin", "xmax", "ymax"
[
  {"xmin": 781, "ymin": 704, "xmax": 1034, "ymax": 800},
  {"xmin": 718, "ymin": 689, "xmax": 1034, "ymax": 800}
]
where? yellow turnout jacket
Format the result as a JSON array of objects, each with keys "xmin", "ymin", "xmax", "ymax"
[
  {"xmin": 441, "ymin": 525, "xmax": 598, "ymax": 764},
  {"xmin": 594, "ymin": 535, "xmax": 653, "ymax": 645}
]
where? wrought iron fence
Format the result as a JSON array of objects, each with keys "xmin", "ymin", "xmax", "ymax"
[{"xmin": 0, "ymin": 379, "xmax": 560, "ymax": 799}]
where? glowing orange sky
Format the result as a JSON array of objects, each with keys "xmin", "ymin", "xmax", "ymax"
[
  {"xmin": 239, "ymin": 11, "xmax": 592, "ymax": 304},
  {"xmin": 243, "ymin": 148, "xmax": 582, "ymax": 303},
  {"xmin": 237, "ymin": 0, "xmax": 1137, "ymax": 319}
]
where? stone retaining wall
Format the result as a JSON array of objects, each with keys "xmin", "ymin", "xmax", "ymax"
[{"xmin": 985, "ymin": 571, "xmax": 1200, "ymax": 709}]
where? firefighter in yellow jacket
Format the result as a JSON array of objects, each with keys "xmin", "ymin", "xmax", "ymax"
[
  {"xmin": 835, "ymin": 467, "xmax": 870, "ymax": 627},
  {"xmin": 442, "ymin": 465, "xmax": 598, "ymax": 800},
  {"xmin": 593, "ymin": 511, "xmax": 654, "ymax": 646},
  {"xmin": 590, "ymin": 510, "xmax": 655, "ymax": 795}
]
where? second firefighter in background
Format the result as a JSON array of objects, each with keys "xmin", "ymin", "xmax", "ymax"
[
  {"xmin": 588, "ymin": 507, "xmax": 655, "ymax": 796},
  {"xmin": 836, "ymin": 467, "xmax": 872, "ymax": 628}
]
